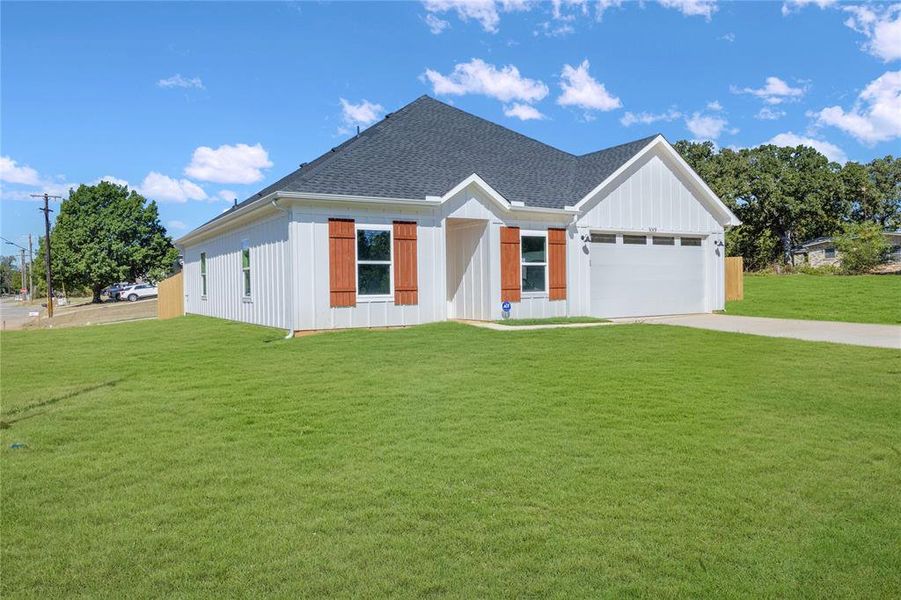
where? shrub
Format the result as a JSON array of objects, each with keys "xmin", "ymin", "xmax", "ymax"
[{"xmin": 833, "ymin": 223, "xmax": 891, "ymax": 274}]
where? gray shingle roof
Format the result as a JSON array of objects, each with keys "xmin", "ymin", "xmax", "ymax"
[{"xmin": 204, "ymin": 96, "xmax": 658, "ymax": 227}]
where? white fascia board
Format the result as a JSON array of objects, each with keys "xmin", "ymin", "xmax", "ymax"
[
  {"xmin": 573, "ymin": 135, "xmax": 742, "ymax": 228},
  {"xmin": 178, "ymin": 175, "xmax": 580, "ymax": 245},
  {"xmin": 442, "ymin": 173, "xmax": 579, "ymax": 216},
  {"xmin": 175, "ymin": 191, "xmax": 280, "ymax": 247}
]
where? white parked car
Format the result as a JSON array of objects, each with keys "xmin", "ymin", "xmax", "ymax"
[{"xmin": 120, "ymin": 283, "xmax": 158, "ymax": 302}]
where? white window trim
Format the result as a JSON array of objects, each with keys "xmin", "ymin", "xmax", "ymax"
[
  {"xmin": 241, "ymin": 239, "xmax": 252, "ymax": 301},
  {"xmin": 520, "ymin": 230, "xmax": 548, "ymax": 297},
  {"xmin": 200, "ymin": 252, "xmax": 208, "ymax": 300},
  {"xmin": 355, "ymin": 223, "xmax": 394, "ymax": 301}
]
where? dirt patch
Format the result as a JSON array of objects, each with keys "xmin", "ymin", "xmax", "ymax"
[{"xmin": 21, "ymin": 298, "xmax": 158, "ymax": 330}]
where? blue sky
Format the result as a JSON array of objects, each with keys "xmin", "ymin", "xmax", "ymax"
[{"xmin": 2, "ymin": 0, "xmax": 900, "ymax": 250}]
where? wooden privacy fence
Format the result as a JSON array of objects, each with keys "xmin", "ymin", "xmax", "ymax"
[
  {"xmin": 157, "ymin": 271, "xmax": 184, "ymax": 320},
  {"xmin": 725, "ymin": 256, "xmax": 744, "ymax": 301}
]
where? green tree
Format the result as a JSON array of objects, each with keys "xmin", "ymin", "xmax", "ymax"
[
  {"xmin": 841, "ymin": 156, "xmax": 901, "ymax": 228},
  {"xmin": 0, "ymin": 256, "xmax": 19, "ymax": 294},
  {"xmin": 833, "ymin": 222, "xmax": 890, "ymax": 274},
  {"xmin": 676, "ymin": 141, "xmax": 846, "ymax": 269},
  {"xmin": 33, "ymin": 182, "xmax": 179, "ymax": 302}
]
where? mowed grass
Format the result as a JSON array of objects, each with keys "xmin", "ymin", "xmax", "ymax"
[
  {"xmin": 2, "ymin": 317, "xmax": 900, "ymax": 598},
  {"xmin": 726, "ymin": 273, "xmax": 901, "ymax": 324}
]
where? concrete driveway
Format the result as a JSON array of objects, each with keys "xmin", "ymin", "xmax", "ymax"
[{"xmin": 620, "ymin": 313, "xmax": 901, "ymax": 350}]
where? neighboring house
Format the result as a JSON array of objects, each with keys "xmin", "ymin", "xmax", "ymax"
[
  {"xmin": 791, "ymin": 232, "xmax": 901, "ymax": 267},
  {"xmin": 176, "ymin": 96, "xmax": 740, "ymax": 333}
]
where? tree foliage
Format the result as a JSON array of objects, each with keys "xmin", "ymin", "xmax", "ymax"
[
  {"xmin": 833, "ymin": 222, "xmax": 891, "ymax": 274},
  {"xmin": 675, "ymin": 141, "xmax": 901, "ymax": 271},
  {"xmin": 32, "ymin": 182, "xmax": 178, "ymax": 302}
]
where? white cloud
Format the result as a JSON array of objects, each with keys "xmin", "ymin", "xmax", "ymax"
[
  {"xmin": 0, "ymin": 156, "xmax": 41, "ymax": 185},
  {"xmin": 781, "ymin": 0, "xmax": 835, "ymax": 17},
  {"xmin": 731, "ymin": 76, "xmax": 806, "ymax": 104},
  {"xmin": 424, "ymin": 58, "xmax": 549, "ymax": 103},
  {"xmin": 339, "ymin": 98, "xmax": 385, "ymax": 135},
  {"xmin": 217, "ymin": 189, "xmax": 239, "ymax": 204},
  {"xmin": 138, "ymin": 172, "xmax": 207, "ymax": 203},
  {"xmin": 166, "ymin": 220, "xmax": 187, "ymax": 231},
  {"xmin": 424, "ymin": 13, "xmax": 450, "ymax": 33},
  {"xmin": 766, "ymin": 132, "xmax": 847, "ymax": 163},
  {"xmin": 755, "ymin": 107, "xmax": 786, "ymax": 120},
  {"xmin": 719, "ymin": 32, "xmax": 735, "ymax": 42},
  {"xmin": 685, "ymin": 112, "xmax": 729, "ymax": 140},
  {"xmin": 158, "ymin": 74, "xmax": 204, "ymax": 90},
  {"xmin": 95, "ymin": 175, "xmax": 130, "ymax": 187},
  {"xmin": 557, "ymin": 59, "xmax": 621, "ymax": 111},
  {"xmin": 503, "ymin": 103, "xmax": 546, "ymax": 120},
  {"xmin": 620, "ymin": 108, "xmax": 682, "ymax": 126},
  {"xmin": 657, "ymin": 0, "xmax": 718, "ymax": 20},
  {"xmin": 421, "ymin": 0, "xmax": 529, "ymax": 33},
  {"xmin": 814, "ymin": 70, "xmax": 901, "ymax": 144},
  {"xmin": 843, "ymin": 4, "xmax": 901, "ymax": 63},
  {"xmin": 706, "ymin": 100, "xmax": 723, "ymax": 111},
  {"xmin": 184, "ymin": 143, "xmax": 272, "ymax": 184}
]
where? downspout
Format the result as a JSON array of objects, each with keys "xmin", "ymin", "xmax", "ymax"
[{"xmin": 271, "ymin": 198, "xmax": 295, "ymax": 339}]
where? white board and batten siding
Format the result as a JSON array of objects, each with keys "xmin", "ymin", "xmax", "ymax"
[
  {"xmin": 290, "ymin": 203, "xmax": 446, "ymax": 331},
  {"xmin": 182, "ymin": 213, "xmax": 291, "ymax": 329},
  {"xmin": 573, "ymin": 148, "xmax": 726, "ymax": 317},
  {"xmin": 443, "ymin": 186, "xmax": 571, "ymax": 322}
]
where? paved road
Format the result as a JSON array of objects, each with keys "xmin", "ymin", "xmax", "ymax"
[
  {"xmin": 0, "ymin": 297, "xmax": 38, "ymax": 331},
  {"xmin": 628, "ymin": 314, "xmax": 901, "ymax": 350}
]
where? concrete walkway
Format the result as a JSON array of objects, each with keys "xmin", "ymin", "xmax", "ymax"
[
  {"xmin": 619, "ymin": 313, "xmax": 901, "ymax": 350},
  {"xmin": 458, "ymin": 319, "xmax": 614, "ymax": 331}
]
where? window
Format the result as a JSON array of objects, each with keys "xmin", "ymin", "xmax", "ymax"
[
  {"xmin": 357, "ymin": 227, "xmax": 392, "ymax": 296},
  {"xmin": 591, "ymin": 233, "xmax": 616, "ymax": 244},
  {"xmin": 200, "ymin": 252, "xmax": 207, "ymax": 297},
  {"xmin": 680, "ymin": 237, "xmax": 702, "ymax": 247},
  {"xmin": 521, "ymin": 233, "xmax": 547, "ymax": 293},
  {"xmin": 241, "ymin": 240, "xmax": 251, "ymax": 298},
  {"xmin": 623, "ymin": 235, "xmax": 647, "ymax": 245},
  {"xmin": 653, "ymin": 236, "xmax": 675, "ymax": 246},
  {"xmin": 824, "ymin": 247, "xmax": 836, "ymax": 259}
]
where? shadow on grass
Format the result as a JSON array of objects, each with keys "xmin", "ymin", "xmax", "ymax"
[{"xmin": 0, "ymin": 379, "xmax": 123, "ymax": 429}]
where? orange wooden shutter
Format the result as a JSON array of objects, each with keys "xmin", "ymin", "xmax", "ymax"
[
  {"xmin": 500, "ymin": 226, "xmax": 521, "ymax": 303},
  {"xmin": 548, "ymin": 228, "xmax": 567, "ymax": 301},
  {"xmin": 329, "ymin": 219, "xmax": 356, "ymax": 307},
  {"xmin": 393, "ymin": 221, "xmax": 418, "ymax": 305}
]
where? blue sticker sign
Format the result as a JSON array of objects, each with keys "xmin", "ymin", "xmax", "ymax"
[{"xmin": 501, "ymin": 301, "xmax": 512, "ymax": 311}]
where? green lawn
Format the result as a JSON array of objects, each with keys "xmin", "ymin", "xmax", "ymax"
[
  {"xmin": 495, "ymin": 316, "xmax": 609, "ymax": 326},
  {"xmin": 2, "ymin": 318, "xmax": 899, "ymax": 597},
  {"xmin": 726, "ymin": 273, "xmax": 901, "ymax": 324}
]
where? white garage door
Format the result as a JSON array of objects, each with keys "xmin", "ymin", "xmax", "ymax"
[{"xmin": 590, "ymin": 233, "xmax": 706, "ymax": 318}]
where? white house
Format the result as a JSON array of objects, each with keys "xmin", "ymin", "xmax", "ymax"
[{"xmin": 176, "ymin": 96, "xmax": 740, "ymax": 334}]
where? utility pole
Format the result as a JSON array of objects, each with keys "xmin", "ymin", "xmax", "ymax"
[
  {"xmin": 31, "ymin": 193, "xmax": 63, "ymax": 317},
  {"xmin": 20, "ymin": 249, "xmax": 27, "ymax": 297},
  {"xmin": 28, "ymin": 234, "xmax": 34, "ymax": 301}
]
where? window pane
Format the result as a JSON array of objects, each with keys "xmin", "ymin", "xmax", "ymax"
[
  {"xmin": 358, "ymin": 263, "xmax": 390, "ymax": 295},
  {"xmin": 681, "ymin": 237, "xmax": 702, "ymax": 247},
  {"xmin": 591, "ymin": 233, "xmax": 616, "ymax": 244},
  {"xmin": 357, "ymin": 230, "xmax": 391, "ymax": 261},
  {"xmin": 623, "ymin": 235, "xmax": 647, "ymax": 245},
  {"xmin": 521, "ymin": 236, "xmax": 546, "ymax": 263},
  {"xmin": 522, "ymin": 265, "xmax": 546, "ymax": 292},
  {"xmin": 200, "ymin": 253, "xmax": 206, "ymax": 273},
  {"xmin": 243, "ymin": 271, "xmax": 251, "ymax": 296},
  {"xmin": 201, "ymin": 275, "xmax": 207, "ymax": 296},
  {"xmin": 242, "ymin": 248, "xmax": 250, "ymax": 269},
  {"xmin": 653, "ymin": 236, "xmax": 675, "ymax": 245}
]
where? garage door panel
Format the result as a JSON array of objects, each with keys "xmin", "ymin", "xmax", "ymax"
[{"xmin": 590, "ymin": 238, "xmax": 705, "ymax": 318}]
